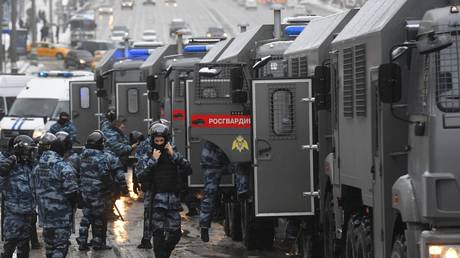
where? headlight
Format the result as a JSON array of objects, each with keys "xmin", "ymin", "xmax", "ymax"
[
  {"xmin": 207, "ymin": 33, "xmax": 212, "ymax": 37},
  {"xmin": 429, "ymin": 245, "xmax": 460, "ymax": 258},
  {"xmin": 32, "ymin": 129, "xmax": 45, "ymax": 139},
  {"xmin": 79, "ymin": 59, "xmax": 86, "ymax": 64}
]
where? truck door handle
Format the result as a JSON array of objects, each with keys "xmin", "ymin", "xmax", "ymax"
[{"xmin": 255, "ymin": 138, "xmax": 271, "ymax": 160}]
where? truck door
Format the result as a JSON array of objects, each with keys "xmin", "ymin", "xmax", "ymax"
[
  {"xmin": 252, "ymin": 78, "xmax": 314, "ymax": 216},
  {"xmin": 116, "ymin": 82, "xmax": 149, "ymax": 135},
  {"xmin": 186, "ymin": 64, "xmax": 248, "ymax": 188},
  {"xmin": 69, "ymin": 81, "xmax": 98, "ymax": 145},
  {"xmin": 171, "ymin": 78, "xmax": 189, "ymax": 155}
]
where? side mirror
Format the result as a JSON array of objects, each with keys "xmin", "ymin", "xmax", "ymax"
[
  {"xmin": 96, "ymin": 73, "xmax": 104, "ymax": 89},
  {"xmin": 147, "ymin": 75, "xmax": 157, "ymax": 91},
  {"xmin": 231, "ymin": 91, "xmax": 248, "ymax": 104},
  {"xmin": 313, "ymin": 66, "xmax": 330, "ymax": 94},
  {"xmin": 417, "ymin": 33, "xmax": 453, "ymax": 55},
  {"xmin": 148, "ymin": 91, "xmax": 159, "ymax": 101},
  {"xmin": 199, "ymin": 67, "xmax": 221, "ymax": 77},
  {"xmin": 378, "ymin": 63, "xmax": 402, "ymax": 103}
]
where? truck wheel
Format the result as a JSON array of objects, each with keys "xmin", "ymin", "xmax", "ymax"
[
  {"xmin": 323, "ymin": 191, "xmax": 342, "ymax": 257},
  {"xmin": 355, "ymin": 216, "xmax": 373, "ymax": 258},
  {"xmin": 230, "ymin": 201, "xmax": 242, "ymax": 241},
  {"xmin": 256, "ymin": 219, "xmax": 275, "ymax": 249},
  {"xmin": 390, "ymin": 232, "xmax": 407, "ymax": 258},
  {"xmin": 241, "ymin": 200, "xmax": 257, "ymax": 250}
]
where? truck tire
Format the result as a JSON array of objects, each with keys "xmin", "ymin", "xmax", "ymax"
[
  {"xmin": 390, "ymin": 232, "xmax": 407, "ymax": 258},
  {"xmin": 323, "ymin": 191, "xmax": 342, "ymax": 258}
]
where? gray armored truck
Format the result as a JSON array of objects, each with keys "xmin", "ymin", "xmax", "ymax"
[
  {"xmin": 301, "ymin": 0, "xmax": 460, "ymax": 257},
  {"xmin": 189, "ymin": 8, "xmax": 318, "ymax": 250},
  {"xmin": 70, "ymin": 48, "xmax": 156, "ymax": 144}
]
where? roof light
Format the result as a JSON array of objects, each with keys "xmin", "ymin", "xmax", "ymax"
[
  {"xmin": 183, "ymin": 45, "xmax": 213, "ymax": 53},
  {"xmin": 37, "ymin": 71, "xmax": 74, "ymax": 78},
  {"xmin": 284, "ymin": 26, "xmax": 305, "ymax": 37},
  {"xmin": 451, "ymin": 5, "xmax": 459, "ymax": 13}
]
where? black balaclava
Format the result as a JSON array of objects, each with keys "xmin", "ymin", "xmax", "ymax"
[{"xmin": 57, "ymin": 112, "xmax": 70, "ymax": 125}]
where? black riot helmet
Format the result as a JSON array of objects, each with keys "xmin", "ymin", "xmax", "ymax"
[
  {"xmin": 85, "ymin": 130, "xmax": 105, "ymax": 150},
  {"xmin": 152, "ymin": 118, "xmax": 170, "ymax": 128},
  {"xmin": 54, "ymin": 131, "xmax": 72, "ymax": 156},
  {"xmin": 129, "ymin": 130, "xmax": 145, "ymax": 145},
  {"xmin": 149, "ymin": 123, "xmax": 170, "ymax": 142},
  {"xmin": 38, "ymin": 132, "xmax": 57, "ymax": 154},
  {"xmin": 12, "ymin": 135, "xmax": 37, "ymax": 163}
]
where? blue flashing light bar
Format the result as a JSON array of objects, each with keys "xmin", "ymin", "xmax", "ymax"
[
  {"xmin": 183, "ymin": 45, "xmax": 212, "ymax": 53},
  {"xmin": 284, "ymin": 26, "xmax": 305, "ymax": 37},
  {"xmin": 113, "ymin": 48, "xmax": 153, "ymax": 62},
  {"xmin": 37, "ymin": 71, "xmax": 74, "ymax": 78}
]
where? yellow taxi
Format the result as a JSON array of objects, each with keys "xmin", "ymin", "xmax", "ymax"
[{"xmin": 27, "ymin": 42, "xmax": 69, "ymax": 59}]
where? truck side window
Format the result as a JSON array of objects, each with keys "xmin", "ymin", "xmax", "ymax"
[
  {"xmin": 435, "ymin": 32, "xmax": 460, "ymax": 112},
  {"xmin": 80, "ymin": 87, "xmax": 90, "ymax": 109},
  {"xmin": 127, "ymin": 88, "xmax": 139, "ymax": 113},
  {"xmin": 272, "ymin": 89, "xmax": 294, "ymax": 136}
]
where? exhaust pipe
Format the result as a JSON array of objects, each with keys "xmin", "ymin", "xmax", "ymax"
[
  {"xmin": 273, "ymin": 7, "xmax": 282, "ymax": 39},
  {"xmin": 177, "ymin": 31, "xmax": 184, "ymax": 55}
]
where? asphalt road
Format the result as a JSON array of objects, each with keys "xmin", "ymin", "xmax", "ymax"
[
  {"xmin": 95, "ymin": 0, "xmax": 336, "ymax": 44},
  {"xmin": 25, "ymin": 170, "xmax": 293, "ymax": 258}
]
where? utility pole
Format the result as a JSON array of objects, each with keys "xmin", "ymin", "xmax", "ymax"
[
  {"xmin": 49, "ymin": 0, "xmax": 53, "ymax": 43},
  {"xmin": 11, "ymin": 0, "xmax": 18, "ymax": 74},
  {"xmin": 0, "ymin": 0, "xmax": 4, "ymax": 72}
]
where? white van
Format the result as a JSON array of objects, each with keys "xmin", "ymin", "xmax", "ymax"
[
  {"xmin": 0, "ymin": 75, "xmax": 35, "ymax": 119},
  {"xmin": 0, "ymin": 71, "xmax": 93, "ymax": 147}
]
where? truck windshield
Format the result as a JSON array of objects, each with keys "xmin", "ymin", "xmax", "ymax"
[
  {"xmin": 8, "ymin": 98, "xmax": 58, "ymax": 117},
  {"xmin": 435, "ymin": 32, "xmax": 460, "ymax": 112}
]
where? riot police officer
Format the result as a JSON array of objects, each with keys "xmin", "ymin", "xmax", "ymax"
[
  {"xmin": 0, "ymin": 135, "xmax": 37, "ymax": 258},
  {"xmin": 136, "ymin": 123, "xmax": 191, "ymax": 258},
  {"xmin": 33, "ymin": 132, "xmax": 79, "ymax": 258},
  {"xmin": 199, "ymin": 140, "xmax": 231, "ymax": 242},
  {"xmin": 102, "ymin": 116, "xmax": 136, "ymax": 168},
  {"xmin": 54, "ymin": 131, "xmax": 80, "ymax": 177},
  {"xmin": 77, "ymin": 130, "xmax": 129, "ymax": 251},
  {"xmin": 49, "ymin": 112, "xmax": 77, "ymax": 143},
  {"xmin": 135, "ymin": 120, "xmax": 170, "ymax": 249}
]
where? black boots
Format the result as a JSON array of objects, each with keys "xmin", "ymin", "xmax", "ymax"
[
  {"xmin": 137, "ymin": 238, "xmax": 153, "ymax": 249},
  {"xmin": 201, "ymin": 227, "xmax": 209, "ymax": 242}
]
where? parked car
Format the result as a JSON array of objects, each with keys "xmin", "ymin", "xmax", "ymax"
[
  {"xmin": 64, "ymin": 50, "xmax": 93, "ymax": 69},
  {"xmin": 141, "ymin": 30, "xmax": 158, "ymax": 41},
  {"xmin": 121, "ymin": 0, "xmax": 135, "ymax": 9},
  {"xmin": 26, "ymin": 42, "xmax": 69, "ymax": 59},
  {"xmin": 131, "ymin": 41, "xmax": 164, "ymax": 49},
  {"xmin": 111, "ymin": 30, "xmax": 129, "ymax": 42},
  {"xmin": 143, "ymin": 0, "xmax": 156, "ymax": 5},
  {"xmin": 206, "ymin": 27, "xmax": 227, "ymax": 38},
  {"xmin": 75, "ymin": 40, "xmax": 115, "ymax": 55},
  {"xmin": 97, "ymin": 5, "xmax": 113, "ymax": 14}
]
